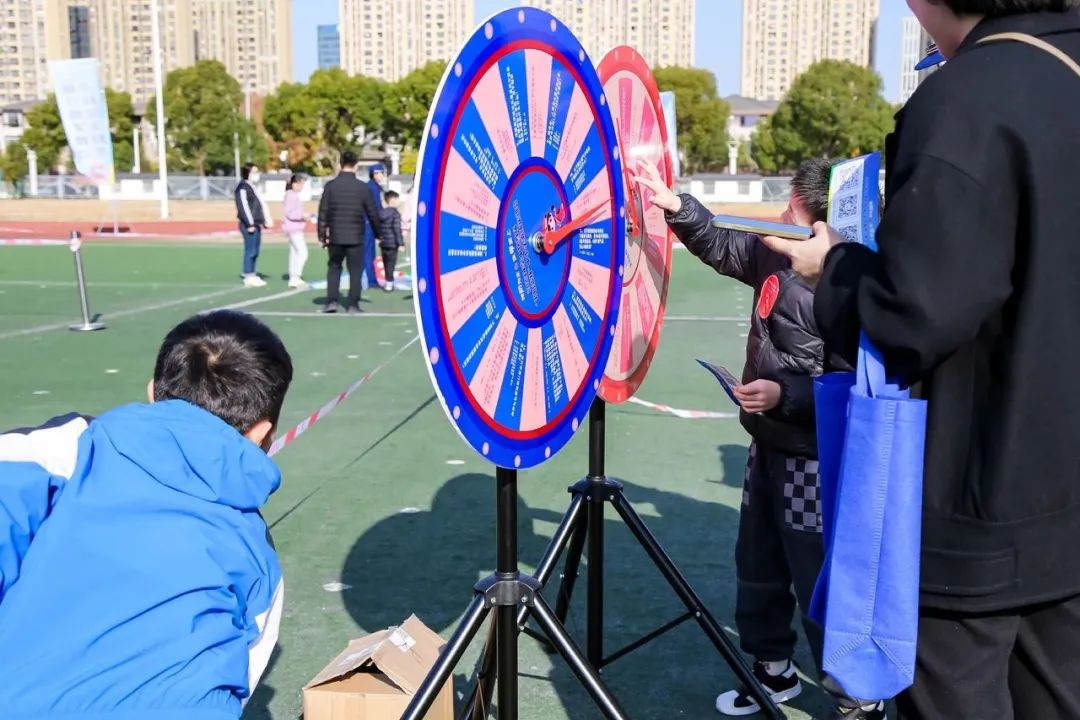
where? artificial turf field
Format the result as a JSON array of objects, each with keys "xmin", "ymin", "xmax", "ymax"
[{"xmin": 0, "ymin": 240, "xmax": 835, "ymax": 720}]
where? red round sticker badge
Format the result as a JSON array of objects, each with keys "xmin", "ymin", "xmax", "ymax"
[{"xmin": 758, "ymin": 274, "xmax": 780, "ymax": 319}]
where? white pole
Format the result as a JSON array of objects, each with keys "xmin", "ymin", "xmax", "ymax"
[
  {"xmin": 132, "ymin": 126, "xmax": 141, "ymax": 173},
  {"xmin": 233, "ymin": 131, "xmax": 241, "ymax": 180},
  {"xmin": 26, "ymin": 148, "xmax": 38, "ymax": 197},
  {"xmin": 150, "ymin": 0, "xmax": 169, "ymax": 219}
]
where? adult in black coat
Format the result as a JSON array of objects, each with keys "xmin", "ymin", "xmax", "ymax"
[
  {"xmin": 763, "ymin": 3, "xmax": 1080, "ymax": 718},
  {"xmin": 317, "ymin": 150, "xmax": 382, "ymax": 313}
]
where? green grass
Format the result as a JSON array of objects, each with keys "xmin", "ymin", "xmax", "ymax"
[{"xmin": 0, "ymin": 242, "xmax": 834, "ymax": 720}]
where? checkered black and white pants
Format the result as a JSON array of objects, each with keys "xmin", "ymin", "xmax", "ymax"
[{"xmin": 734, "ymin": 441, "xmax": 826, "ymax": 670}]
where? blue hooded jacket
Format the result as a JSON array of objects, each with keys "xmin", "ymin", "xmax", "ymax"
[
  {"xmin": 364, "ymin": 163, "xmax": 385, "ymax": 285},
  {"xmin": 0, "ymin": 401, "xmax": 284, "ymax": 720}
]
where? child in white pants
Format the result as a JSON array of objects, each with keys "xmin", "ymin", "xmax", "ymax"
[{"xmin": 281, "ymin": 173, "xmax": 309, "ymax": 288}]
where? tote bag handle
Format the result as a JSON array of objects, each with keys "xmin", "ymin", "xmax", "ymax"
[
  {"xmin": 978, "ymin": 32, "xmax": 1080, "ymax": 78},
  {"xmin": 856, "ymin": 334, "xmax": 909, "ymax": 400}
]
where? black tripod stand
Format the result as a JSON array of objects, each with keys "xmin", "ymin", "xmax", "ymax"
[
  {"xmin": 462, "ymin": 400, "xmax": 783, "ymax": 719},
  {"xmin": 402, "ymin": 467, "xmax": 630, "ymax": 720}
]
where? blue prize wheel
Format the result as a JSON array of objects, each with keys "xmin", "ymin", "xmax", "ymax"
[{"xmin": 413, "ymin": 8, "xmax": 626, "ymax": 470}]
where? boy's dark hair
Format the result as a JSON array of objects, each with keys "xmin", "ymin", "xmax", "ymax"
[
  {"xmin": 384, "ymin": 190, "xmax": 399, "ymax": 202},
  {"xmin": 241, "ymin": 163, "xmax": 257, "ymax": 181},
  {"xmin": 153, "ymin": 310, "xmax": 293, "ymax": 433},
  {"xmin": 942, "ymin": 0, "xmax": 1074, "ymax": 15},
  {"xmin": 340, "ymin": 150, "xmax": 359, "ymax": 168},
  {"xmin": 790, "ymin": 158, "xmax": 834, "ymax": 224}
]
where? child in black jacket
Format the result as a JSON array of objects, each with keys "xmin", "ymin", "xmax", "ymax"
[
  {"xmin": 634, "ymin": 160, "xmax": 882, "ymax": 720},
  {"xmin": 379, "ymin": 190, "xmax": 405, "ymax": 292}
]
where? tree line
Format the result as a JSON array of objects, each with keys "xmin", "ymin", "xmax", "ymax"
[{"xmin": 0, "ymin": 57, "xmax": 896, "ymax": 183}]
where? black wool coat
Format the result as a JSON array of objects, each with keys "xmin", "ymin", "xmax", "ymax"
[
  {"xmin": 317, "ymin": 171, "xmax": 382, "ymax": 247},
  {"xmin": 816, "ymin": 11, "xmax": 1080, "ymax": 612}
]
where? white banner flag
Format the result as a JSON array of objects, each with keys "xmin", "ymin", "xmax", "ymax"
[
  {"xmin": 659, "ymin": 91, "xmax": 680, "ymax": 179},
  {"xmin": 48, "ymin": 58, "xmax": 114, "ymax": 185}
]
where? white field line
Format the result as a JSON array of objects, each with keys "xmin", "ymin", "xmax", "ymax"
[{"xmin": 0, "ymin": 285, "xmax": 249, "ymax": 340}]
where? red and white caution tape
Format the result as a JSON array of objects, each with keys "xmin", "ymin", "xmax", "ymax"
[
  {"xmin": 268, "ymin": 335, "xmax": 419, "ymax": 457},
  {"xmin": 626, "ymin": 395, "xmax": 737, "ymax": 420}
]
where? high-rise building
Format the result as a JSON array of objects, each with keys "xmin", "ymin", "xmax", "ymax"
[
  {"xmin": 42, "ymin": 0, "xmax": 195, "ymax": 105},
  {"xmin": 899, "ymin": 15, "xmax": 935, "ymax": 104},
  {"xmin": 191, "ymin": 0, "xmax": 291, "ymax": 96},
  {"xmin": 37, "ymin": 0, "xmax": 289, "ymax": 105},
  {"xmin": 340, "ymin": 0, "xmax": 473, "ymax": 81},
  {"xmin": 0, "ymin": 0, "xmax": 50, "ymax": 107},
  {"xmin": 741, "ymin": 0, "xmax": 880, "ymax": 101},
  {"xmin": 318, "ymin": 24, "xmax": 340, "ymax": 70},
  {"xmin": 522, "ymin": 0, "xmax": 694, "ymax": 68},
  {"xmin": 67, "ymin": 5, "xmax": 91, "ymax": 58}
]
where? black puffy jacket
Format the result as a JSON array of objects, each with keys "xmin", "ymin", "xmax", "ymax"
[{"xmin": 667, "ymin": 194, "xmax": 843, "ymax": 458}]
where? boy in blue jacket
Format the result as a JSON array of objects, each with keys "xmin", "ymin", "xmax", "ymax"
[{"xmin": 0, "ymin": 309, "xmax": 293, "ymax": 719}]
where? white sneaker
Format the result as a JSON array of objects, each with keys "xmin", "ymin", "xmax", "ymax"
[
  {"xmin": 716, "ymin": 660, "xmax": 802, "ymax": 716},
  {"xmin": 243, "ymin": 275, "xmax": 262, "ymax": 288},
  {"xmin": 288, "ymin": 277, "xmax": 307, "ymax": 289}
]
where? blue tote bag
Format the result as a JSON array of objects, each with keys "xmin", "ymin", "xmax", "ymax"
[
  {"xmin": 811, "ymin": 339, "xmax": 927, "ymax": 701},
  {"xmin": 808, "ymin": 152, "xmax": 928, "ymax": 700},
  {"xmin": 810, "ymin": 151, "xmax": 880, "ymax": 625}
]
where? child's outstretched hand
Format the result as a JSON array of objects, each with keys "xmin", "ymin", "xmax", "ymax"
[
  {"xmin": 631, "ymin": 160, "xmax": 681, "ymax": 214},
  {"xmin": 734, "ymin": 379, "xmax": 781, "ymax": 414}
]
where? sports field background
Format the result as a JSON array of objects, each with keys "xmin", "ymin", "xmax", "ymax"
[{"xmin": 0, "ymin": 235, "xmax": 833, "ymax": 719}]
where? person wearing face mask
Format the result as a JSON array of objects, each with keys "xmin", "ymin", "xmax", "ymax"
[
  {"xmin": 235, "ymin": 163, "xmax": 272, "ymax": 288},
  {"xmin": 761, "ymin": 2, "xmax": 1080, "ymax": 718},
  {"xmin": 635, "ymin": 159, "xmax": 885, "ymax": 719}
]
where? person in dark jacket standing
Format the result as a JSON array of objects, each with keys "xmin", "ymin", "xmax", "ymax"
[
  {"xmin": 635, "ymin": 159, "xmax": 882, "ymax": 719},
  {"xmin": 363, "ymin": 163, "xmax": 387, "ymax": 290},
  {"xmin": 235, "ymin": 163, "xmax": 271, "ymax": 288},
  {"xmin": 762, "ymin": 3, "xmax": 1080, "ymax": 718},
  {"xmin": 379, "ymin": 190, "xmax": 404, "ymax": 292},
  {"xmin": 317, "ymin": 150, "xmax": 382, "ymax": 314}
]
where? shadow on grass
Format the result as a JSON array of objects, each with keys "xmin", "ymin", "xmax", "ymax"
[
  {"xmin": 334, "ymin": 462, "xmax": 832, "ymax": 718},
  {"xmin": 716, "ymin": 443, "xmax": 750, "ymax": 488}
]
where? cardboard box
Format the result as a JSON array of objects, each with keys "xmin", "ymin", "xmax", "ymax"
[{"xmin": 303, "ymin": 615, "xmax": 454, "ymax": 720}]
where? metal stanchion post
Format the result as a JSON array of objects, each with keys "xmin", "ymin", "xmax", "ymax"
[{"xmin": 69, "ymin": 231, "xmax": 106, "ymax": 332}]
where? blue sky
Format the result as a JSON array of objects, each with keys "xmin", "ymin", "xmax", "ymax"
[{"xmin": 292, "ymin": 0, "xmax": 911, "ymax": 101}]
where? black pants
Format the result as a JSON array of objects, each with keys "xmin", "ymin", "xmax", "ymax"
[
  {"xmin": 380, "ymin": 246, "xmax": 398, "ymax": 286},
  {"xmin": 327, "ymin": 243, "xmax": 364, "ymax": 308},
  {"xmin": 896, "ymin": 595, "xmax": 1080, "ymax": 719},
  {"xmin": 735, "ymin": 442, "xmax": 825, "ymax": 671}
]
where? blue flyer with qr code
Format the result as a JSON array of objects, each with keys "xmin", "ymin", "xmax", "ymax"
[
  {"xmin": 827, "ymin": 153, "xmax": 881, "ymax": 250},
  {"xmin": 695, "ymin": 358, "xmax": 741, "ymax": 406}
]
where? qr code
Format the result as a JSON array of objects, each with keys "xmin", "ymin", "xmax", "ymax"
[
  {"xmin": 837, "ymin": 167, "xmax": 861, "ymax": 194},
  {"xmin": 835, "ymin": 195, "xmax": 858, "ymax": 219},
  {"xmin": 837, "ymin": 224, "xmax": 860, "ymax": 243}
]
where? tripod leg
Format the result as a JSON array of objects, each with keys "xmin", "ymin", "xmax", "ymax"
[
  {"xmin": 462, "ymin": 495, "xmax": 588, "ymax": 719},
  {"xmin": 461, "ymin": 614, "xmax": 498, "ymax": 720},
  {"xmin": 530, "ymin": 493, "xmax": 587, "ymax": 608},
  {"xmin": 531, "ymin": 593, "xmax": 630, "ymax": 720},
  {"xmin": 610, "ymin": 492, "xmax": 785, "ymax": 720},
  {"xmin": 554, "ymin": 506, "xmax": 587, "ymax": 622},
  {"xmin": 401, "ymin": 594, "xmax": 490, "ymax": 720},
  {"xmin": 586, "ymin": 487, "xmax": 604, "ymax": 667}
]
